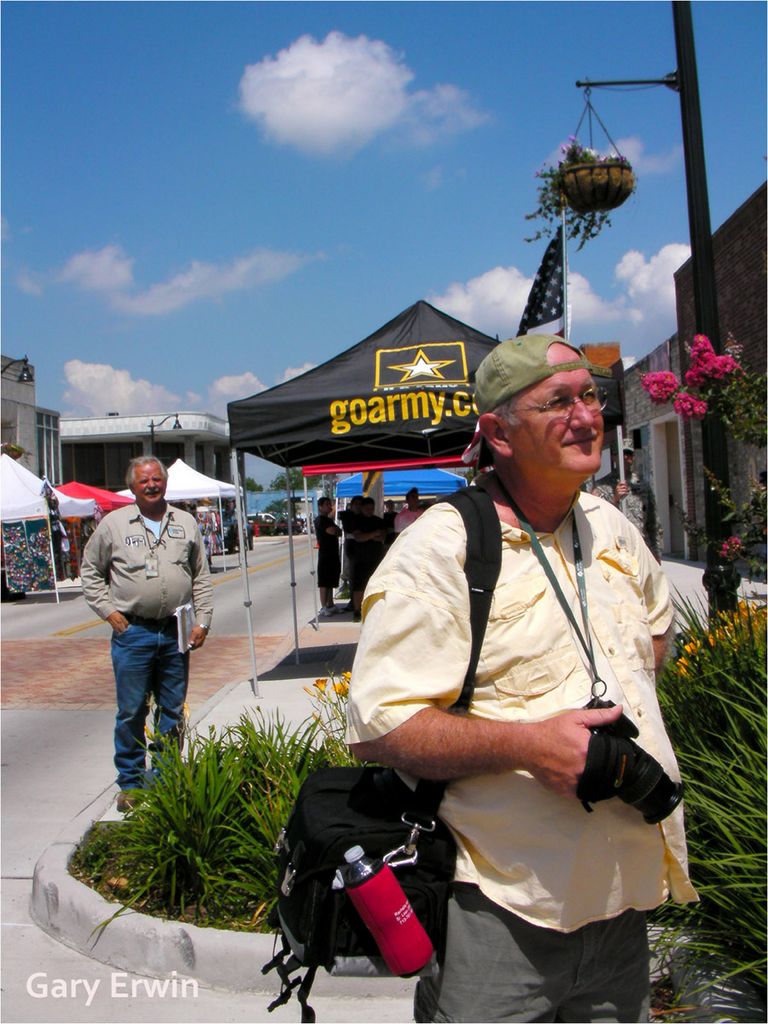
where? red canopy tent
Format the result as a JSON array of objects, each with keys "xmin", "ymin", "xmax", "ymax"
[{"xmin": 57, "ymin": 481, "xmax": 134, "ymax": 512}]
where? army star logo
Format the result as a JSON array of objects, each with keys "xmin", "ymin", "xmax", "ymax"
[{"xmin": 387, "ymin": 348, "xmax": 456, "ymax": 382}]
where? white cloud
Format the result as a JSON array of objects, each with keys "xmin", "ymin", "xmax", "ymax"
[
  {"xmin": 16, "ymin": 269, "xmax": 44, "ymax": 296},
  {"xmin": 429, "ymin": 266, "xmax": 529, "ymax": 337},
  {"xmin": 614, "ymin": 243, "xmax": 690, "ymax": 321},
  {"xmin": 59, "ymin": 244, "xmax": 134, "ymax": 292},
  {"xmin": 403, "ymin": 84, "xmax": 488, "ymax": 146},
  {"xmin": 205, "ymin": 372, "xmax": 266, "ymax": 417},
  {"xmin": 614, "ymin": 136, "xmax": 684, "ymax": 175},
  {"xmin": 62, "ymin": 361, "xmax": 270, "ymax": 419},
  {"xmin": 429, "ymin": 265, "xmax": 627, "ymax": 339},
  {"xmin": 62, "ymin": 359, "xmax": 181, "ymax": 417},
  {"xmin": 429, "ymin": 242, "xmax": 691, "ymax": 352},
  {"xmin": 57, "ymin": 245, "xmax": 313, "ymax": 316},
  {"xmin": 279, "ymin": 362, "xmax": 315, "ymax": 383},
  {"xmin": 238, "ymin": 31, "xmax": 486, "ymax": 156},
  {"xmin": 111, "ymin": 249, "xmax": 311, "ymax": 316}
]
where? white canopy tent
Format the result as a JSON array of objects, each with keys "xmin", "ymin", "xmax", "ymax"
[
  {"xmin": 118, "ymin": 459, "xmax": 236, "ymax": 502},
  {"xmin": 0, "ymin": 454, "xmax": 95, "ymax": 520},
  {"xmin": 0, "ymin": 454, "xmax": 96, "ymax": 601}
]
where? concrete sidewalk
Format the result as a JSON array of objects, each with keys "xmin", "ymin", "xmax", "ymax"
[
  {"xmin": 6, "ymin": 617, "xmax": 418, "ymax": 1023},
  {"xmin": 6, "ymin": 560, "xmax": 766, "ymax": 1023}
]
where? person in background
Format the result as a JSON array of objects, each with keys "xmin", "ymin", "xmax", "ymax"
[
  {"xmin": 351, "ymin": 497, "xmax": 386, "ymax": 622},
  {"xmin": 347, "ymin": 335, "xmax": 695, "ymax": 1023},
  {"xmin": 81, "ymin": 457, "xmax": 213, "ymax": 814},
  {"xmin": 339, "ymin": 495, "xmax": 363, "ymax": 610},
  {"xmin": 394, "ymin": 487, "xmax": 423, "ymax": 534},
  {"xmin": 592, "ymin": 440, "xmax": 663, "ymax": 560},
  {"xmin": 314, "ymin": 496, "xmax": 342, "ymax": 617},
  {"xmin": 382, "ymin": 499, "xmax": 398, "ymax": 548}
]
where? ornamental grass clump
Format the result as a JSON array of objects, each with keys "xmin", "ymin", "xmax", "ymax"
[
  {"xmin": 72, "ymin": 711, "xmax": 337, "ymax": 929},
  {"xmin": 651, "ymin": 599, "xmax": 767, "ymax": 1004},
  {"xmin": 71, "ymin": 678, "xmax": 360, "ymax": 931}
]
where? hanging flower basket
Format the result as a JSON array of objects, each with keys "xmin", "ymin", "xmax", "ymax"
[
  {"xmin": 525, "ymin": 138, "xmax": 637, "ymax": 250},
  {"xmin": 560, "ymin": 161, "xmax": 636, "ymax": 214}
]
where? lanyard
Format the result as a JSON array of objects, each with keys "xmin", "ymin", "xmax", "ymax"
[
  {"xmin": 491, "ymin": 478, "xmax": 606, "ymax": 699},
  {"xmin": 134, "ymin": 511, "xmax": 169, "ymax": 552}
]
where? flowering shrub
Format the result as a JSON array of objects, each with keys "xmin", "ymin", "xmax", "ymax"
[
  {"xmin": 643, "ymin": 334, "xmax": 766, "ymax": 576},
  {"xmin": 718, "ymin": 535, "xmax": 745, "ymax": 562},
  {"xmin": 525, "ymin": 137, "xmax": 635, "ymax": 250},
  {"xmin": 305, "ymin": 671, "xmax": 357, "ymax": 766},
  {"xmin": 642, "ymin": 334, "xmax": 765, "ymax": 445},
  {"xmin": 643, "ymin": 371, "xmax": 680, "ymax": 403}
]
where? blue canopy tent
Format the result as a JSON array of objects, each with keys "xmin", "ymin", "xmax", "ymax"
[{"xmin": 336, "ymin": 468, "xmax": 467, "ymax": 499}]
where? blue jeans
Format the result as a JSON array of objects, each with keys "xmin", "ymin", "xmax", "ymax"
[{"xmin": 110, "ymin": 621, "xmax": 189, "ymax": 790}]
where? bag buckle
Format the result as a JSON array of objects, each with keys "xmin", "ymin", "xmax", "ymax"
[
  {"xmin": 383, "ymin": 814, "xmax": 436, "ymax": 869},
  {"xmin": 280, "ymin": 862, "xmax": 297, "ymax": 896}
]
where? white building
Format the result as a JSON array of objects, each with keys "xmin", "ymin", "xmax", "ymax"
[{"xmin": 60, "ymin": 410, "xmax": 231, "ymax": 490}]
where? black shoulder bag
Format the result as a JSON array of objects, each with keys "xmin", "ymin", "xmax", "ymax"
[{"xmin": 262, "ymin": 487, "xmax": 501, "ymax": 1021}]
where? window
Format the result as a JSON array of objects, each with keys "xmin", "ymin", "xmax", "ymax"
[{"xmin": 36, "ymin": 411, "xmax": 61, "ymax": 483}]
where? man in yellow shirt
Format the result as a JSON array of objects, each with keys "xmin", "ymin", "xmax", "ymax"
[{"xmin": 347, "ymin": 336, "xmax": 695, "ymax": 1022}]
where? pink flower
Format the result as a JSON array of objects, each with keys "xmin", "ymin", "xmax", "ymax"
[
  {"xmin": 642, "ymin": 371, "xmax": 680, "ymax": 403},
  {"xmin": 673, "ymin": 391, "xmax": 708, "ymax": 419},
  {"xmin": 719, "ymin": 536, "xmax": 744, "ymax": 561},
  {"xmin": 686, "ymin": 334, "xmax": 742, "ymax": 386}
]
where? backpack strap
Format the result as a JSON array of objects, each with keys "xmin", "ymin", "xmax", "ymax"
[
  {"xmin": 264, "ymin": 934, "xmax": 318, "ymax": 1022},
  {"xmin": 441, "ymin": 487, "xmax": 502, "ymax": 713},
  {"xmin": 413, "ymin": 486, "xmax": 501, "ymax": 810}
]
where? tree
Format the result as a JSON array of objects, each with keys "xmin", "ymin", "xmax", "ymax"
[
  {"xmin": 244, "ymin": 477, "xmax": 263, "ymax": 492},
  {"xmin": 269, "ymin": 469, "xmax": 323, "ymax": 491}
]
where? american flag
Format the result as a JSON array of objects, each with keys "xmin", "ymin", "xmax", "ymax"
[{"xmin": 517, "ymin": 227, "xmax": 564, "ymax": 337}]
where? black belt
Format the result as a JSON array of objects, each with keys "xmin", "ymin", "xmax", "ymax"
[{"xmin": 124, "ymin": 614, "xmax": 176, "ymax": 629}]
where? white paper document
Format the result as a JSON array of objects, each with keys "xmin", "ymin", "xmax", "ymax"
[{"xmin": 175, "ymin": 603, "xmax": 194, "ymax": 652}]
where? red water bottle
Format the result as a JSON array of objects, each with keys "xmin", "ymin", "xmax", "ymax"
[{"xmin": 342, "ymin": 845, "xmax": 434, "ymax": 976}]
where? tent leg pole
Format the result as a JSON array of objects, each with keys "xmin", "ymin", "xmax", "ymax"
[
  {"xmin": 305, "ymin": 479, "xmax": 319, "ymax": 628},
  {"xmin": 219, "ymin": 495, "xmax": 226, "ymax": 572},
  {"xmin": 231, "ymin": 451, "xmax": 260, "ymax": 698},
  {"xmin": 47, "ymin": 515, "xmax": 61, "ymax": 604},
  {"xmin": 285, "ymin": 478, "xmax": 301, "ymax": 664}
]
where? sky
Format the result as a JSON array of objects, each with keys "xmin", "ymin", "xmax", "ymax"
[{"xmin": 2, "ymin": 1, "xmax": 765, "ymax": 483}]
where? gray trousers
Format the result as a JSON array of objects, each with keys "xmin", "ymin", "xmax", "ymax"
[{"xmin": 414, "ymin": 885, "xmax": 650, "ymax": 1023}]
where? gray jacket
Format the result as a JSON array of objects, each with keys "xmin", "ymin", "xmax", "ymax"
[{"xmin": 81, "ymin": 503, "xmax": 213, "ymax": 627}]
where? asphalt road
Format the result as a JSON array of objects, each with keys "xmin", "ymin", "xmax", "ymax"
[{"xmin": 0, "ymin": 536, "xmax": 321, "ymax": 640}]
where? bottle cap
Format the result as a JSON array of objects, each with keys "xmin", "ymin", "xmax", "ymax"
[{"xmin": 344, "ymin": 845, "xmax": 365, "ymax": 863}]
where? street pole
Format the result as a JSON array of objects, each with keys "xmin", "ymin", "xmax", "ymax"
[
  {"xmin": 672, "ymin": 0, "xmax": 738, "ymax": 612},
  {"xmin": 578, "ymin": 0, "xmax": 739, "ymax": 613}
]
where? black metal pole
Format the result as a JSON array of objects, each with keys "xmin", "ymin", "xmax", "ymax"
[{"xmin": 672, "ymin": 0, "xmax": 739, "ymax": 611}]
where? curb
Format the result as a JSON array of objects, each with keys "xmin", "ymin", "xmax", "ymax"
[
  {"xmin": 30, "ymin": 840, "xmax": 278, "ymax": 992},
  {"xmin": 30, "ymin": 839, "xmax": 416, "ymax": 1002}
]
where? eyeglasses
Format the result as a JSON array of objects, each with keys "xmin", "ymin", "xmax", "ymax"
[{"xmin": 520, "ymin": 385, "xmax": 608, "ymax": 420}]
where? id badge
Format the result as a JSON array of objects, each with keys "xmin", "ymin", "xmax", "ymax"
[{"xmin": 145, "ymin": 554, "xmax": 159, "ymax": 579}]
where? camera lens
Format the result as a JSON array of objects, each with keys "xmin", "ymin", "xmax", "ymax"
[{"xmin": 578, "ymin": 731, "xmax": 684, "ymax": 824}]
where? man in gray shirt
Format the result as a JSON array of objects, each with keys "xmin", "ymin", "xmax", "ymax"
[{"xmin": 81, "ymin": 456, "xmax": 213, "ymax": 811}]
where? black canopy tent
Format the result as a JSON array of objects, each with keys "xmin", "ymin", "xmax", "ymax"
[
  {"xmin": 227, "ymin": 300, "xmax": 623, "ymax": 671},
  {"xmin": 228, "ymin": 301, "xmax": 500, "ymax": 469}
]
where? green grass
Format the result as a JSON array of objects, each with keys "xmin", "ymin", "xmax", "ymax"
[
  {"xmin": 650, "ymin": 598, "xmax": 767, "ymax": 1010},
  {"xmin": 71, "ymin": 710, "xmax": 342, "ymax": 930}
]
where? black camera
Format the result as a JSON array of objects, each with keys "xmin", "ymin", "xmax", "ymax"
[{"xmin": 577, "ymin": 698, "xmax": 683, "ymax": 824}]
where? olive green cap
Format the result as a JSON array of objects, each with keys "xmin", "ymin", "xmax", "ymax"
[{"xmin": 474, "ymin": 334, "xmax": 596, "ymax": 414}]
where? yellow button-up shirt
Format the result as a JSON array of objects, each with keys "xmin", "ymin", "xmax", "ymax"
[{"xmin": 347, "ymin": 491, "xmax": 697, "ymax": 932}]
